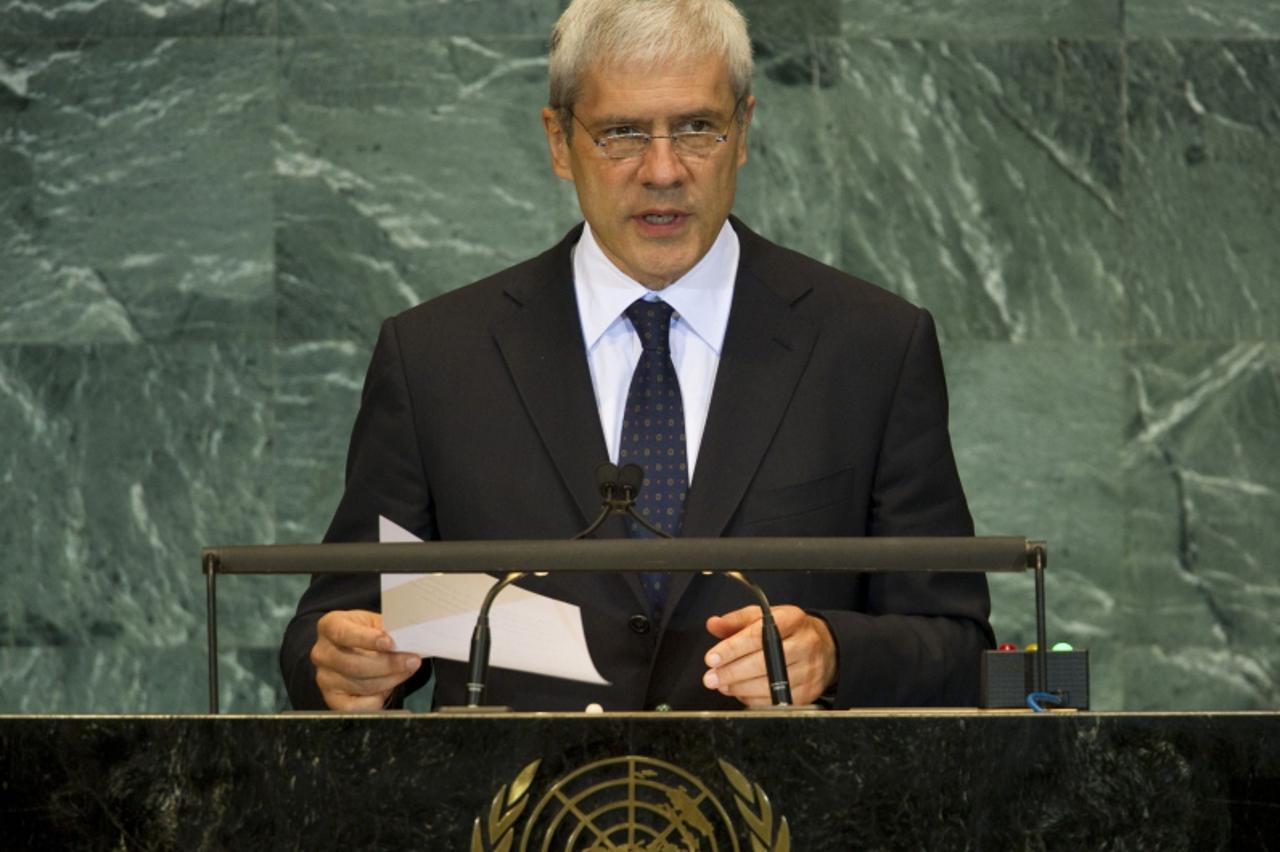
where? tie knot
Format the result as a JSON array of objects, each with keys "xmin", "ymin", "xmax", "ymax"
[{"xmin": 625, "ymin": 299, "xmax": 676, "ymax": 353}]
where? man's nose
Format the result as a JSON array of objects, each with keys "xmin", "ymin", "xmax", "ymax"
[{"xmin": 637, "ymin": 136, "xmax": 687, "ymax": 187}]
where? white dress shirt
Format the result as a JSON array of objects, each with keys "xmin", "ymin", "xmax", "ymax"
[{"xmin": 572, "ymin": 220, "xmax": 739, "ymax": 484}]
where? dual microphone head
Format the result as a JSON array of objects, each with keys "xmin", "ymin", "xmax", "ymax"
[
  {"xmin": 591, "ymin": 462, "xmax": 669, "ymax": 540},
  {"xmin": 596, "ymin": 462, "xmax": 644, "ymax": 506}
]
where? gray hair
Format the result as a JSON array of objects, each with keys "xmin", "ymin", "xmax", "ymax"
[{"xmin": 548, "ymin": 0, "xmax": 753, "ymax": 120}]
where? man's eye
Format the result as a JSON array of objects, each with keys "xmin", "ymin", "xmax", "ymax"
[
  {"xmin": 601, "ymin": 126, "xmax": 641, "ymax": 138},
  {"xmin": 676, "ymin": 119, "xmax": 714, "ymax": 134}
]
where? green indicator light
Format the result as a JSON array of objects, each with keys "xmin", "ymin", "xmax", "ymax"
[{"xmin": 1051, "ymin": 641, "xmax": 1074, "ymax": 652}]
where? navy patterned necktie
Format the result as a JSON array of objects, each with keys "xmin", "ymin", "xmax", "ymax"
[{"xmin": 618, "ymin": 298, "xmax": 688, "ymax": 615}]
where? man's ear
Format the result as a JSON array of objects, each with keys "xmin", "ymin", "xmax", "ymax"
[
  {"xmin": 542, "ymin": 107, "xmax": 575, "ymax": 182},
  {"xmin": 735, "ymin": 94, "xmax": 756, "ymax": 168}
]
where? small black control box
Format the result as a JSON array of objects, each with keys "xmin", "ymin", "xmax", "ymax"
[{"xmin": 980, "ymin": 650, "xmax": 1090, "ymax": 709}]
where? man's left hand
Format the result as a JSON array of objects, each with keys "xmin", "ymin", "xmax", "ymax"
[{"xmin": 703, "ymin": 605, "xmax": 838, "ymax": 707}]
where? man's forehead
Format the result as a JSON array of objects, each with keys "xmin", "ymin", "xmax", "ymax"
[{"xmin": 575, "ymin": 55, "xmax": 736, "ymax": 113}]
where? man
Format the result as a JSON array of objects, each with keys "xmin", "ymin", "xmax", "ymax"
[{"xmin": 281, "ymin": 0, "xmax": 992, "ymax": 712}]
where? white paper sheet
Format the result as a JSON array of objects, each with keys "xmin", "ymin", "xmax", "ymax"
[{"xmin": 378, "ymin": 517, "xmax": 609, "ymax": 685}]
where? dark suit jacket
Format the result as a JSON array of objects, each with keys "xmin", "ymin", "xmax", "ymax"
[{"xmin": 281, "ymin": 218, "xmax": 993, "ymax": 711}]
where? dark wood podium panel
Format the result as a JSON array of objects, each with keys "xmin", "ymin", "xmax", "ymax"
[{"xmin": 2, "ymin": 712, "xmax": 1276, "ymax": 849}]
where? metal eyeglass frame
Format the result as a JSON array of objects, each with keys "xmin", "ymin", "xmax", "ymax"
[{"xmin": 567, "ymin": 94, "xmax": 747, "ymax": 160}]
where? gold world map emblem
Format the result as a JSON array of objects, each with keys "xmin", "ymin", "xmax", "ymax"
[{"xmin": 471, "ymin": 755, "xmax": 791, "ymax": 851}]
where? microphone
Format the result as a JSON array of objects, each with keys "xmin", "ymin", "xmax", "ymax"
[
  {"xmin": 617, "ymin": 463, "xmax": 643, "ymax": 502},
  {"xmin": 572, "ymin": 463, "xmax": 625, "ymax": 540},
  {"xmin": 720, "ymin": 572, "xmax": 793, "ymax": 706},
  {"xmin": 597, "ymin": 462, "xmax": 621, "ymax": 497},
  {"xmin": 619, "ymin": 463, "xmax": 794, "ymax": 707},
  {"xmin": 457, "ymin": 462, "xmax": 640, "ymax": 709},
  {"xmin": 455, "ymin": 463, "xmax": 795, "ymax": 710},
  {"xmin": 617, "ymin": 463, "xmax": 670, "ymax": 539},
  {"xmin": 464, "ymin": 570, "xmax": 524, "ymax": 708}
]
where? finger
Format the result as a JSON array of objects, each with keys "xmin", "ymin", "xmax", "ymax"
[
  {"xmin": 705, "ymin": 604, "xmax": 817, "ymax": 667},
  {"xmin": 704, "ymin": 618, "xmax": 765, "ymax": 668},
  {"xmin": 318, "ymin": 611, "xmax": 394, "ymax": 652},
  {"xmin": 314, "ymin": 641, "xmax": 420, "ymax": 681},
  {"xmin": 320, "ymin": 670, "xmax": 410, "ymax": 703},
  {"xmin": 719, "ymin": 665, "xmax": 830, "ymax": 704},
  {"xmin": 704, "ymin": 646, "xmax": 764, "ymax": 692},
  {"xmin": 705, "ymin": 605, "xmax": 762, "ymax": 640},
  {"xmin": 704, "ymin": 617, "xmax": 784, "ymax": 669},
  {"xmin": 318, "ymin": 658, "xmax": 418, "ymax": 699},
  {"xmin": 718, "ymin": 672, "xmax": 773, "ymax": 702},
  {"xmin": 715, "ymin": 670, "xmax": 817, "ymax": 707},
  {"xmin": 706, "ymin": 646, "xmax": 819, "ymax": 691},
  {"xmin": 708, "ymin": 605, "xmax": 804, "ymax": 637},
  {"xmin": 714, "ymin": 611, "xmax": 827, "ymax": 672},
  {"xmin": 325, "ymin": 690, "xmax": 394, "ymax": 713},
  {"xmin": 764, "ymin": 605, "xmax": 810, "ymax": 637},
  {"xmin": 712, "ymin": 657, "xmax": 828, "ymax": 707},
  {"xmin": 705, "ymin": 628, "xmax": 826, "ymax": 691}
]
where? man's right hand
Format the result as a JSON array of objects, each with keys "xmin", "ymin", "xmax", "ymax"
[{"xmin": 311, "ymin": 610, "xmax": 421, "ymax": 711}]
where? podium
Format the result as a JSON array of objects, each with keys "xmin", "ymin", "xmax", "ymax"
[
  {"xmin": 70, "ymin": 536, "xmax": 1258, "ymax": 846},
  {"xmin": 2, "ymin": 712, "xmax": 1277, "ymax": 848}
]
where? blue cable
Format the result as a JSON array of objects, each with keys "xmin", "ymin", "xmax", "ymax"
[{"xmin": 1027, "ymin": 691, "xmax": 1063, "ymax": 713}]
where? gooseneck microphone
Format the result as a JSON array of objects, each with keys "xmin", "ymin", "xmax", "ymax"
[
  {"xmin": 616, "ymin": 463, "xmax": 671, "ymax": 538},
  {"xmin": 460, "ymin": 463, "xmax": 647, "ymax": 708},
  {"xmin": 612, "ymin": 465, "xmax": 794, "ymax": 707},
  {"xmin": 457, "ymin": 462, "xmax": 795, "ymax": 709},
  {"xmin": 721, "ymin": 572, "xmax": 793, "ymax": 706},
  {"xmin": 465, "ymin": 570, "xmax": 525, "ymax": 708}
]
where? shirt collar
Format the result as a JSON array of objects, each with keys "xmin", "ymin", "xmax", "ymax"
[{"xmin": 573, "ymin": 220, "xmax": 739, "ymax": 353}]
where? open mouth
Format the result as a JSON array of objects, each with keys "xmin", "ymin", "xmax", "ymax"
[{"xmin": 634, "ymin": 211, "xmax": 688, "ymax": 232}]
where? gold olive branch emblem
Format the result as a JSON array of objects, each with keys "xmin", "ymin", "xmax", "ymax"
[
  {"xmin": 471, "ymin": 756, "xmax": 790, "ymax": 851},
  {"xmin": 718, "ymin": 759, "xmax": 790, "ymax": 852},
  {"xmin": 472, "ymin": 758, "xmax": 541, "ymax": 852}
]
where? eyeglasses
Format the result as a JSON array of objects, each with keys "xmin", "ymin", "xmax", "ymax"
[{"xmin": 569, "ymin": 96, "xmax": 745, "ymax": 161}]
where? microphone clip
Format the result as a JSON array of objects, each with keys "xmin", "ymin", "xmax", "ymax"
[
  {"xmin": 600, "ymin": 463, "xmax": 643, "ymax": 512},
  {"xmin": 589, "ymin": 462, "xmax": 669, "ymax": 539}
]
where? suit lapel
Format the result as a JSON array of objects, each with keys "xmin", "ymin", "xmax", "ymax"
[
  {"xmin": 491, "ymin": 228, "xmax": 611, "ymax": 529},
  {"xmin": 490, "ymin": 228, "xmax": 646, "ymax": 607},
  {"xmin": 660, "ymin": 222, "xmax": 820, "ymax": 618}
]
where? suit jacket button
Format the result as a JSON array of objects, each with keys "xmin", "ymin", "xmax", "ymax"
[{"xmin": 628, "ymin": 614, "xmax": 650, "ymax": 634}]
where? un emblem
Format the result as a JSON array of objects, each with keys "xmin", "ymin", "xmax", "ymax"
[{"xmin": 471, "ymin": 755, "xmax": 791, "ymax": 851}]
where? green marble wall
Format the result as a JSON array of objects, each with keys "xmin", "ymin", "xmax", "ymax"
[{"xmin": 1, "ymin": 1, "xmax": 1276, "ymax": 713}]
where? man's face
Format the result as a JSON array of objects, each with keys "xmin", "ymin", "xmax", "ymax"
[{"xmin": 542, "ymin": 56, "xmax": 754, "ymax": 290}]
